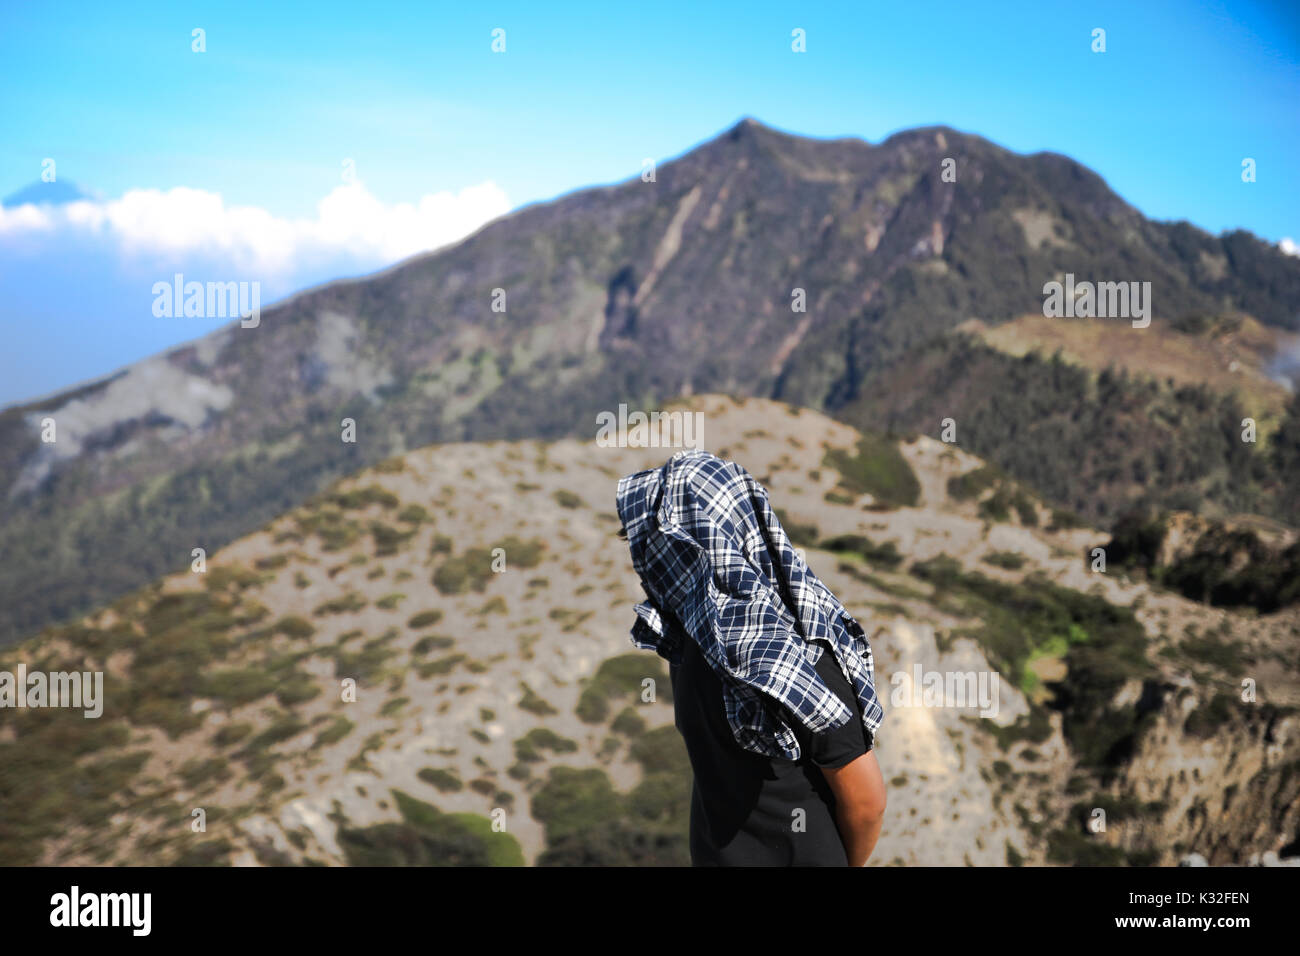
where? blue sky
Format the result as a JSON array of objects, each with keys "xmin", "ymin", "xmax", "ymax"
[{"xmin": 1, "ymin": 0, "xmax": 1297, "ymax": 407}]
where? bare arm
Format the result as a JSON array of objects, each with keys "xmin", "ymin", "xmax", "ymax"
[{"xmin": 821, "ymin": 749, "xmax": 886, "ymax": 866}]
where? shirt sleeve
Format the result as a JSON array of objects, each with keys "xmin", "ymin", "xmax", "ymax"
[{"xmin": 786, "ymin": 646, "xmax": 873, "ymax": 768}]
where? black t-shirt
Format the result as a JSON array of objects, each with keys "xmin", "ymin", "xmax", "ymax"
[{"xmin": 669, "ymin": 635, "xmax": 873, "ymax": 866}]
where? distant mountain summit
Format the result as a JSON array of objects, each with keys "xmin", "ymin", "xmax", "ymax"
[
  {"xmin": 1, "ymin": 117, "xmax": 1298, "ymax": 645},
  {"xmin": 2, "ymin": 179, "xmax": 98, "ymax": 207}
]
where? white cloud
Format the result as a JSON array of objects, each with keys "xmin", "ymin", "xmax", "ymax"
[
  {"xmin": 0, "ymin": 180, "xmax": 511, "ymax": 275},
  {"xmin": 1280, "ymin": 237, "xmax": 1299, "ymax": 257}
]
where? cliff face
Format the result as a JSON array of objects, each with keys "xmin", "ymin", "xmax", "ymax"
[
  {"xmin": 1113, "ymin": 678, "xmax": 1300, "ymax": 865},
  {"xmin": 3, "ymin": 395, "xmax": 1295, "ymax": 866},
  {"xmin": 4, "ymin": 118, "xmax": 1299, "ymax": 647}
]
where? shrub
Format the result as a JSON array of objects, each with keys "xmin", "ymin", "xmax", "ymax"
[
  {"xmin": 418, "ymin": 768, "xmax": 464, "ymax": 792},
  {"xmin": 370, "ymin": 522, "xmax": 416, "ymax": 556},
  {"xmin": 518, "ymin": 682, "xmax": 557, "ymax": 716},
  {"xmin": 514, "ymin": 728, "xmax": 578, "ymax": 763},
  {"xmin": 1046, "ymin": 827, "xmax": 1127, "ymax": 866},
  {"xmin": 819, "ymin": 534, "xmax": 904, "ymax": 568},
  {"xmin": 417, "ymin": 654, "xmax": 465, "ymax": 678},
  {"xmin": 823, "ymin": 434, "xmax": 920, "ymax": 508},
  {"xmin": 313, "ymin": 716, "xmax": 354, "ymax": 748},
  {"xmin": 411, "ymin": 635, "xmax": 455, "ymax": 656},
  {"xmin": 611, "ymin": 707, "xmax": 647, "ymax": 737},
  {"xmin": 530, "ymin": 767, "xmax": 623, "ymax": 843},
  {"xmin": 213, "ymin": 722, "xmax": 253, "ymax": 747},
  {"xmin": 531, "ymin": 764, "xmax": 690, "ymax": 867},
  {"xmin": 433, "ymin": 550, "xmax": 490, "ymax": 595},
  {"xmin": 245, "ymin": 714, "xmax": 307, "ymax": 752},
  {"xmin": 337, "ymin": 790, "xmax": 523, "ymax": 867},
  {"xmin": 1049, "ymin": 508, "xmax": 1087, "ymax": 531},
  {"xmin": 1184, "ymin": 693, "xmax": 1237, "ymax": 739},
  {"xmin": 948, "ymin": 466, "xmax": 1002, "ymax": 501},
  {"xmin": 313, "ymin": 592, "xmax": 368, "ymax": 616},
  {"xmin": 203, "ymin": 668, "xmax": 277, "ymax": 708},
  {"xmin": 1180, "ymin": 634, "xmax": 1248, "ymax": 676},
  {"xmin": 981, "ymin": 551, "xmax": 1027, "ymax": 570},
  {"xmin": 407, "ymin": 610, "xmax": 444, "ymax": 629},
  {"xmin": 333, "ymin": 641, "xmax": 397, "ymax": 684},
  {"xmin": 397, "ymin": 504, "xmax": 429, "ymax": 524},
  {"xmin": 179, "ymin": 757, "xmax": 231, "ymax": 788},
  {"xmin": 173, "ymin": 839, "xmax": 234, "ymax": 867},
  {"xmin": 332, "ymin": 485, "xmax": 400, "ymax": 510},
  {"xmin": 553, "ymin": 489, "xmax": 583, "ymax": 509},
  {"xmin": 276, "ymin": 670, "xmax": 321, "ymax": 707},
  {"xmin": 1102, "ymin": 510, "xmax": 1168, "ymax": 572},
  {"xmin": 577, "ymin": 654, "xmax": 670, "ymax": 724}
]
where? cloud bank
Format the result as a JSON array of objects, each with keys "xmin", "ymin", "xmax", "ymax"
[
  {"xmin": 0, "ymin": 179, "xmax": 511, "ymax": 407},
  {"xmin": 0, "ymin": 179, "xmax": 511, "ymax": 276}
]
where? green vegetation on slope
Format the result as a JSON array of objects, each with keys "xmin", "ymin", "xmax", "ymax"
[
  {"xmin": 337, "ymin": 790, "xmax": 524, "ymax": 866},
  {"xmin": 532, "ymin": 726, "xmax": 691, "ymax": 866},
  {"xmin": 822, "ymin": 434, "xmax": 920, "ymax": 508},
  {"xmin": 912, "ymin": 555, "xmax": 1153, "ymax": 771}
]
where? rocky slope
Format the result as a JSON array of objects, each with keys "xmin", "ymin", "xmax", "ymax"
[
  {"xmin": 3, "ymin": 396, "xmax": 1296, "ymax": 866},
  {"xmin": 4, "ymin": 118, "xmax": 1299, "ymax": 645}
]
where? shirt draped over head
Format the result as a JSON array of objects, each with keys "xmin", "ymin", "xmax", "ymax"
[{"xmin": 615, "ymin": 448, "xmax": 884, "ymax": 760}]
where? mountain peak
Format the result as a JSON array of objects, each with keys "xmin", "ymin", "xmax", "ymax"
[
  {"xmin": 718, "ymin": 114, "xmax": 782, "ymax": 145},
  {"xmin": 2, "ymin": 179, "xmax": 98, "ymax": 208}
]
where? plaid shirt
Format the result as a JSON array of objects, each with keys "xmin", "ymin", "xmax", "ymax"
[{"xmin": 616, "ymin": 448, "xmax": 884, "ymax": 760}]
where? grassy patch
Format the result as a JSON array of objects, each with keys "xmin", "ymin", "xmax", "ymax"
[
  {"xmin": 553, "ymin": 489, "xmax": 583, "ymax": 509},
  {"xmin": 518, "ymin": 682, "xmax": 558, "ymax": 716},
  {"xmin": 407, "ymin": 610, "xmax": 444, "ymax": 629},
  {"xmin": 337, "ymin": 790, "xmax": 524, "ymax": 866},
  {"xmin": 313, "ymin": 592, "xmax": 368, "ymax": 616},
  {"xmin": 531, "ymin": 733, "xmax": 691, "ymax": 867},
  {"xmin": 272, "ymin": 615, "xmax": 315, "ymax": 640},
  {"xmin": 433, "ymin": 536, "xmax": 545, "ymax": 594},
  {"xmin": 514, "ymin": 728, "xmax": 579, "ymax": 762},
  {"xmin": 576, "ymin": 654, "xmax": 670, "ymax": 724},
  {"xmin": 202, "ymin": 668, "xmax": 277, "ymax": 708},
  {"xmin": 411, "ymin": 635, "xmax": 455, "ymax": 656},
  {"xmin": 819, "ymin": 533, "xmax": 904, "ymax": 569},
  {"xmin": 417, "ymin": 767, "xmax": 464, "ymax": 792},
  {"xmin": 823, "ymin": 435, "xmax": 920, "ymax": 509},
  {"xmin": 916, "ymin": 557, "xmax": 1152, "ymax": 770},
  {"xmin": 313, "ymin": 716, "xmax": 355, "ymax": 748}
]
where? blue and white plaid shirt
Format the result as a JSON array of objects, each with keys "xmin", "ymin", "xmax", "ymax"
[{"xmin": 616, "ymin": 448, "xmax": 885, "ymax": 760}]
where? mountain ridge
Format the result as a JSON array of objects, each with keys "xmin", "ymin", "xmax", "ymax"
[{"xmin": 2, "ymin": 117, "xmax": 1298, "ymax": 646}]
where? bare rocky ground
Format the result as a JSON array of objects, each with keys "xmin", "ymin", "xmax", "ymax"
[{"xmin": 7, "ymin": 394, "xmax": 1298, "ymax": 866}]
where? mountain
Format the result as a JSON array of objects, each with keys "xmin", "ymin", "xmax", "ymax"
[
  {"xmin": 4, "ymin": 396, "xmax": 1296, "ymax": 866},
  {"xmin": 2, "ymin": 179, "xmax": 98, "ymax": 207},
  {"xmin": 3, "ymin": 117, "xmax": 1299, "ymax": 646}
]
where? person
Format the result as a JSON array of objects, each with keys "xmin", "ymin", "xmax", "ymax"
[{"xmin": 616, "ymin": 449, "xmax": 887, "ymax": 866}]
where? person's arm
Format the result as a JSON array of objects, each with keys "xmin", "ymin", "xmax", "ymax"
[
  {"xmin": 820, "ymin": 749, "xmax": 886, "ymax": 866},
  {"xmin": 784, "ymin": 645, "xmax": 888, "ymax": 865}
]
